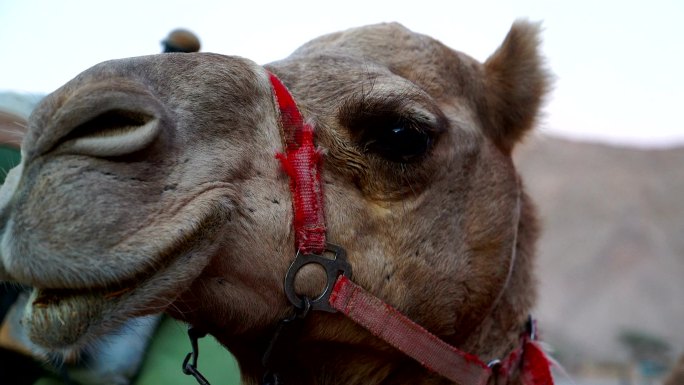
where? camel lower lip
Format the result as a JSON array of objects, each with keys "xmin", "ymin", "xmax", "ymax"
[
  {"xmin": 15, "ymin": 236, "xmax": 215, "ymax": 350},
  {"xmin": 24, "ymin": 288, "xmax": 115, "ymax": 349}
]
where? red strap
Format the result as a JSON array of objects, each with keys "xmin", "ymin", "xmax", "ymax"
[
  {"xmin": 269, "ymin": 73, "xmax": 326, "ymax": 255},
  {"xmin": 520, "ymin": 341, "xmax": 555, "ymax": 385},
  {"xmin": 330, "ymin": 276, "xmax": 492, "ymax": 385}
]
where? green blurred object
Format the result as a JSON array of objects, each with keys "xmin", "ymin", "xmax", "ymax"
[
  {"xmin": 0, "ymin": 145, "xmax": 21, "ymax": 184},
  {"xmin": 134, "ymin": 316, "xmax": 241, "ymax": 385},
  {"xmin": 33, "ymin": 375, "xmax": 62, "ymax": 385}
]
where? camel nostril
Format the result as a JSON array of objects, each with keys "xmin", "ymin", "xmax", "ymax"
[
  {"xmin": 67, "ymin": 109, "xmax": 152, "ymax": 138},
  {"xmin": 55, "ymin": 109, "xmax": 160, "ymax": 157}
]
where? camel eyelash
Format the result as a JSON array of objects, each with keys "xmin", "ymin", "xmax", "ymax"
[
  {"xmin": 338, "ymin": 93, "xmax": 446, "ymax": 163},
  {"xmin": 339, "ymin": 90, "xmax": 446, "ymax": 131}
]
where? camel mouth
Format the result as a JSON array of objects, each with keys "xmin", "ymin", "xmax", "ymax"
[
  {"xmin": 25, "ymin": 287, "xmax": 113, "ymax": 349},
  {"xmin": 23, "ymin": 282, "xmax": 149, "ymax": 350},
  {"xmin": 18, "ymin": 256, "xmax": 168, "ymax": 350},
  {"xmin": 9, "ymin": 189, "xmax": 229, "ymax": 351},
  {"xmin": 19, "ymin": 228, "xmax": 216, "ymax": 351},
  {"xmin": 22, "ymin": 262, "xmax": 181, "ymax": 350}
]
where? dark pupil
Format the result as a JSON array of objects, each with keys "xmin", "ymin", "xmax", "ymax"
[{"xmin": 370, "ymin": 124, "xmax": 430, "ymax": 163}]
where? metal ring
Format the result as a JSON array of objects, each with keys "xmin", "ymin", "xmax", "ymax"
[
  {"xmin": 283, "ymin": 243, "xmax": 352, "ymax": 313},
  {"xmin": 487, "ymin": 359, "xmax": 502, "ymax": 368}
]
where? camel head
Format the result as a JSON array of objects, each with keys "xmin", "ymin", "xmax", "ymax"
[{"xmin": 0, "ymin": 21, "xmax": 548, "ymax": 384}]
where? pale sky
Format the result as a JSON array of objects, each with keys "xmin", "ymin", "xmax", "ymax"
[{"xmin": 1, "ymin": 0, "xmax": 682, "ymax": 147}]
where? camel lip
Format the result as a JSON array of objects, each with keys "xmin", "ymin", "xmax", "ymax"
[
  {"xmin": 28, "ymin": 262, "xmax": 155, "ymax": 303},
  {"xmin": 25, "ymin": 287, "xmax": 111, "ymax": 349},
  {"xmin": 14, "ymin": 203, "xmax": 223, "ymax": 350},
  {"xmin": 21, "ymin": 257, "xmax": 167, "ymax": 350},
  {"xmin": 32, "ymin": 285, "xmax": 133, "ymax": 308},
  {"xmin": 28, "ymin": 262, "xmax": 158, "ymax": 314},
  {"xmin": 24, "ymin": 277, "xmax": 150, "ymax": 350},
  {"xmin": 18, "ymin": 261, "xmax": 154, "ymax": 294},
  {"xmin": 21, "ymin": 244, "xmax": 211, "ymax": 351}
]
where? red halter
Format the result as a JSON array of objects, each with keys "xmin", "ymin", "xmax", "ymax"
[
  {"xmin": 271, "ymin": 72, "xmax": 326, "ymax": 255},
  {"xmin": 268, "ymin": 72, "xmax": 555, "ymax": 385}
]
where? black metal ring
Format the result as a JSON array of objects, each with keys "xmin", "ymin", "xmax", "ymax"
[{"xmin": 283, "ymin": 243, "xmax": 352, "ymax": 313}]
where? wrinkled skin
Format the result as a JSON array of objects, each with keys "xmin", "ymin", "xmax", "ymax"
[{"xmin": 0, "ymin": 21, "xmax": 548, "ymax": 384}]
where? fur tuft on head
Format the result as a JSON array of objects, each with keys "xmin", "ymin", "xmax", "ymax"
[{"xmin": 483, "ymin": 20, "xmax": 550, "ymax": 152}]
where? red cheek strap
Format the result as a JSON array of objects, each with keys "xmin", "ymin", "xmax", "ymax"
[{"xmin": 269, "ymin": 72, "xmax": 326, "ymax": 255}]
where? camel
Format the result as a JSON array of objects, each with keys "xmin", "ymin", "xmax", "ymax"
[{"xmin": 0, "ymin": 21, "xmax": 550, "ymax": 385}]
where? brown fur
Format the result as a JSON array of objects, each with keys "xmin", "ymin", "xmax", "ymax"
[
  {"xmin": 0, "ymin": 111, "xmax": 26, "ymax": 148},
  {"xmin": 665, "ymin": 354, "xmax": 684, "ymax": 385},
  {"xmin": 0, "ymin": 21, "xmax": 549, "ymax": 384}
]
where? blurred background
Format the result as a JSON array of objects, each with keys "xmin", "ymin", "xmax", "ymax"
[{"xmin": 1, "ymin": 1, "xmax": 682, "ymax": 384}]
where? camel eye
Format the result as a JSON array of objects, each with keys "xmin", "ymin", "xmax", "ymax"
[
  {"xmin": 339, "ymin": 94, "xmax": 443, "ymax": 164},
  {"xmin": 365, "ymin": 119, "xmax": 432, "ymax": 163}
]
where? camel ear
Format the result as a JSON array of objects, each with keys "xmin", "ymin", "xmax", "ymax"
[{"xmin": 483, "ymin": 20, "xmax": 549, "ymax": 152}]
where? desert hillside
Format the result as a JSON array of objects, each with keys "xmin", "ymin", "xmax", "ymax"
[{"xmin": 515, "ymin": 134, "xmax": 684, "ymax": 370}]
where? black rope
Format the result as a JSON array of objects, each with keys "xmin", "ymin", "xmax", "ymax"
[
  {"xmin": 182, "ymin": 326, "xmax": 211, "ymax": 385},
  {"xmin": 181, "ymin": 298, "xmax": 312, "ymax": 385},
  {"xmin": 261, "ymin": 297, "xmax": 312, "ymax": 385}
]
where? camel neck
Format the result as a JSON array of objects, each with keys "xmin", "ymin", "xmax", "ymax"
[
  {"xmin": 253, "ymin": 344, "xmax": 474, "ymax": 385},
  {"xmin": 238, "ymin": 338, "xmax": 524, "ymax": 385},
  {"xmin": 224, "ymin": 308, "xmax": 528, "ymax": 385}
]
